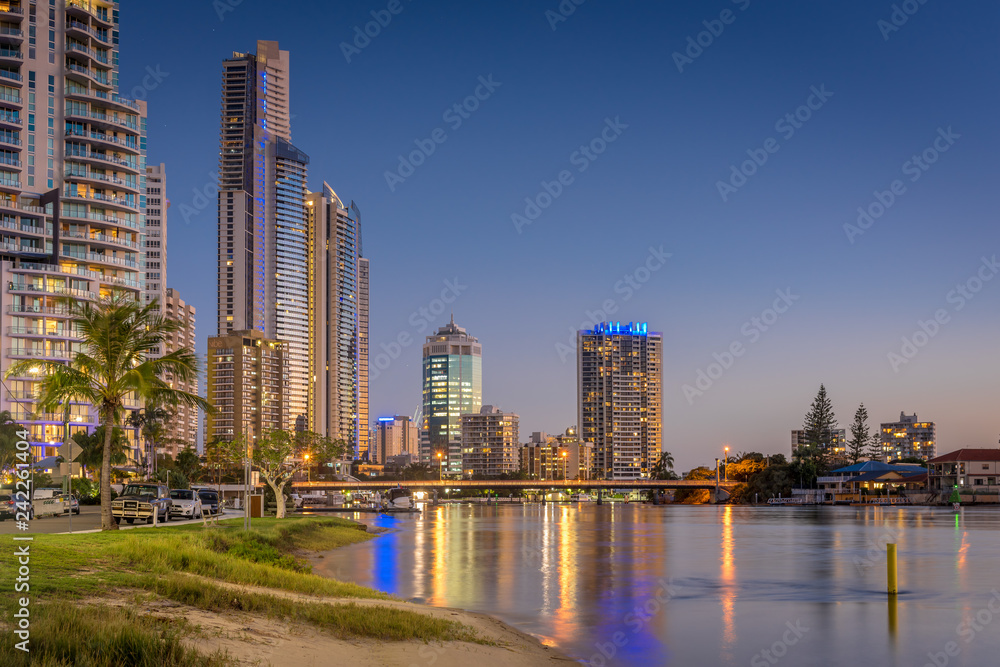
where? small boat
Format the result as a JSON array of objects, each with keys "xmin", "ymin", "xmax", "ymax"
[
  {"xmin": 570, "ymin": 493, "xmax": 594, "ymax": 502},
  {"xmin": 382, "ymin": 488, "xmax": 418, "ymax": 512}
]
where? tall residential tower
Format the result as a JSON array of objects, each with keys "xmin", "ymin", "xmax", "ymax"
[{"xmin": 577, "ymin": 322, "xmax": 662, "ymax": 480}]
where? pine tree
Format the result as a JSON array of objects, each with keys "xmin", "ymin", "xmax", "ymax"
[
  {"xmin": 803, "ymin": 384, "xmax": 838, "ymax": 453},
  {"xmin": 848, "ymin": 403, "xmax": 870, "ymax": 464},
  {"xmin": 867, "ymin": 427, "xmax": 885, "ymax": 462}
]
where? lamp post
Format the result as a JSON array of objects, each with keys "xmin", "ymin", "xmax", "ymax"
[
  {"xmin": 436, "ymin": 451, "xmax": 443, "ymax": 482},
  {"xmin": 561, "ymin": 450, "xmax": 568, "ymax": 483},
  {"xmin": 723, "ymin": 446, "xmax": 730, "ymax": 482},
  {"xmin": 304, "ymin": 453, "xmax": 310, "ymax": 484}
]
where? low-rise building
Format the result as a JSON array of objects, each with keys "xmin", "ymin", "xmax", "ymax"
[
  {"xmin": 521, "ymin": 428, "xmax": 595, "ymax": 481},
  {"xmin": 817, "ymin": 461, "xmax": 927, "ymax": 502},
  {"xmin": 461, "ymin": 406, "xmax": 519, "ymax": 477},
  {"xmin": 928, "ymin": 449, "xmax": 1000, "ymax": 493}
]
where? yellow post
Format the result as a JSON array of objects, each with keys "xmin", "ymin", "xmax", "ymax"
[{"xmin": 887, "ymin": 543, "xmax": 898, "ymax": 595}]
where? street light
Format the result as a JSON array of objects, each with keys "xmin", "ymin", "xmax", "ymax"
[
  {"xmin": 304, "ymin": 453, "xmax": 310, "ymax": 483},
  {"xmin": 436, "ymin": 451, "xmax": 443, "ymax": 481},
  {"xmin": 561, "ymin": 450, "xmax": 568, "ymax": 483},
  {"xmin": 723, "ymin": 446, "xmax": 730, "ymax": 482}
]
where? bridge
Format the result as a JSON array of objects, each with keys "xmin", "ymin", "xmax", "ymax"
[{"xmin": 287, "ymin": 479, "xmax": 738, "ymax": 492}]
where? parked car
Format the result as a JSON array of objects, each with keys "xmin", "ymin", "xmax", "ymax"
[
  {"xmin": 59, "ymin": 493, "xmax": 81, "ymax": 515},
  {"xmin": 196, "ymin": 489, "xmax": 220, "ymax": 516},
  {"xmin": 111, "ymin": 483, "xmax": 171, "ymax": 524},
  {"xmin": 0, "ymin": 493, "xmax": 16, "ymax": 520},
  {"xmin": 168, "ymin": 489, "xmax": 203, "ymax": 520}
]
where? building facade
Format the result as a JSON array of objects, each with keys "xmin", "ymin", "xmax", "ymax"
[
  {"xmin": 879, "ymin": 412, "xmax": 936, "ymax": 461},
  {"xmin": 577, "ymin": 322, "xmax": 662, "ymax": 480},
  {"xmin": 928, "ymin": 448, "xmax": 1000, "ymax": 493},
  {"xmin": 306, "ymin": 184, "xmax": 368, "ymax": 457},
  {"xmin": 205, "ymin": 329, "xmax": 287, "ymax": 447},
  {"xmin": 461, "ymin": 405, "xmax": 519, "ymax": 477},
  {"xmin": 373, "ymin": 415, "xmax": 418, "ymax": 464},
  {"xmin": 143, "ymin": 163, "xmax": 165, "ymax": 313},
  {"xmin": 0, "ymin": 0, "xmax": 148, "ymax": 462},
  {"xmin": 159, "ymin": 287, "xmax": 196, "ymax": 456},
  {"xmin": 791, "ymin": 428, "xmax": 847, "ymax": 457},
  {"xmin": 521, "ymin": 428, "xmax": 594, "ymax": 481},
  {"xmin": 216, "ymin": 40, "xmax": 309, "ymax": 432},
  {"xmin": 420, "ymin": 316, "xmax": 482, "ymax": 475}
]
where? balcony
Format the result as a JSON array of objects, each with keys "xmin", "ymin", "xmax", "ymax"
[
  {"xmin": 7, "ymin": 348, "xmax": 73, "ymax": 359},
  {"xmin": 6, "ymin": 304, "xmax": 73, "ymax": 316},
  {"xmin": 66, "ymin": 0, "xmax": 112, "ymax": 27},
  {"xmin": 63, "ymin": 230, "xmax": 139, "ymax": 249},
  {"xmin": 0, "ymin": 26, "xmax": 23, "ymax": 44},
  {"xmin": 63, "ymin": 168, "xmax": 138, "ymax": 192},
  {"xmin": 8, "ymin": 282, "xmax": 96, "ymax": 299},
  {"xmin": 8, "ymin": 326, "xmax": 82, "ymax": 339}
]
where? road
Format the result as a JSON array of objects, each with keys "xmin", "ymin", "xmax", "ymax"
[{"xmin": 0, "ymin": 505, "xmax": 237, "ymax": 535}]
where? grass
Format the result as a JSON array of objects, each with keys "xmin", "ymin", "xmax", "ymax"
[{"xmin": 0, "ymin": 516, "xmax": 482, "ymax": 662}]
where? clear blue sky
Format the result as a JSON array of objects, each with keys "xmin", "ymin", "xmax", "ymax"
[{"xmin": 119, "ymin": 0, "xmax": 999, "ymax": 471}]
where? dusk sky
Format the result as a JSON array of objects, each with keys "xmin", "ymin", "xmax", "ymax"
[{"xmin": 120, "ymin": 0, "xmax": 997, "ymax": 471}]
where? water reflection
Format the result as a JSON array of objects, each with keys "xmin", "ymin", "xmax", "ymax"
[{"xmin": 313, "ymin": 505, "xmax": 1000, "ymax": 666}]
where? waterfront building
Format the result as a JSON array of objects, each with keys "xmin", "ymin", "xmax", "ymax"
[
  {"xmin": 0, "ymin": 0, "xmax": 148, "ymax": 463},
  {"xmin": 928, "ymin": 448, "xmax": 1000, "ymax": 493},
  {"xmin": 577, "ymin": 322, "xmax": 662, "ymax": 480},
  {"xmin": 461, "ymin": 406, "xmax": 519, "ymax": 477},
  {"xmin": 205, "ymin": 329, "xmax": 287, "ymax": 446},
  {"xmin": 307, "ymin": 184, "xmax": 368, "ymax": 456},
  {"xmin": 158, "ymin": 288, "xmax": 197, "ymax": 456},
  {"xmin": 420, "ymin": 316, "xmax": 482, "ymax": 475},
  {"xmin": 521, "ymin": 428, "xmax": 594, "ymax": 481},
  {"xmin": 373, "ymin": 415, "xmax": 418, "ymax": 464},
  {"xmin": 216, "ymin": 40, "xmax": 309, "ymax": 433},
  {"xmin": 791, "ymin": 428, "xmax": 847, "ymax": 457},
  {"xmin": 879, "ymin": 412, "xmax": 936, "ymax": 461},
  {"xmin": 816, "ymin": 461, "xmax": 927, "ymax": 503}
]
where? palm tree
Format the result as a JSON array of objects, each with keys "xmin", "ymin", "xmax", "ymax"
[
  {"xmin": 5, "ymin": 293, "xmax": 210, "ymax": 530},
  {"xmin": 71, "ymin": 426, "xmax": 129, "ymax": 480},
  {"xmin": 0, "ymin": 409, "xmax": 23, "ymax": 478},
  {"xmin": 651, "ymin": 451, "xmax": 677, "ymax": 480}
]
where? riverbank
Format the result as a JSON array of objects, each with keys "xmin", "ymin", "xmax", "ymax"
[{"xmin": 0, "ymin": 516, "xmax": 570, "ymax": 666}]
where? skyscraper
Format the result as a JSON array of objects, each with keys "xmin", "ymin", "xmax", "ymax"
[
  {"xmin": 144, "ymin": 163, "xmax": 166, "ymax": 313},
  {"xmin": 421, "ymin": 316, "xmax": 482, "ymax": 475},
  {"xmin": 216, "ymin": 40, "xmax": 309, "ymax": 432},
  {"xmin": 461, "ymin": 405, "xmax": 519, "ymax": 477},
  {"xmin": 0, "ymin": 0, "xmax": 147, "ymax": 462},
  {"xmin": 374, "ymin": 415, "xmax": 418, "ymax": 464},
  {"xmin": 879, "ymin": 412, "xmax": 936, "ymax": 461},
  {"xmin": 159, "ymin": 287, "xmax": 197, "ymax": 456},
  {"xmin": 307, "ymin": 184, "xmax": 368, "ymax": 456},
  {"xmin": 577, "ymin": 322, "xmax": 662, "ymax": 480}
]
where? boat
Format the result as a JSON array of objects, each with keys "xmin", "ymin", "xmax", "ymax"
[
  {"xmin": 382, "ymin": 487, "xmax": 418, "ymax": 512},
  {"xmin": 570, "ymin": 493, "xmax": 595, "ymax": 502}
]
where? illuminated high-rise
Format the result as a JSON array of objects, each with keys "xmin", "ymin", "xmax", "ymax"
[
  {"xmin": 420, "ymin": 316, "xmax": 482, "ymax": 475},
  {"xmin": 0, "ymin": 0, "xmax": 148, "ymax": 463},
  {"xmin": 577, "ymin": 322, "xmax": 662, "ymax": 480}
]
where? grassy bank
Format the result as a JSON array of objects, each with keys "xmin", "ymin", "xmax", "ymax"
[{"xmin": 1, "ymin": 517, "xmax": 478, "ymax": 666}]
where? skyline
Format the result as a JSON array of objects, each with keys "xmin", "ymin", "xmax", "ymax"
[{"xmin": 118, "ymin": 1, "xmax": 998, "ymax": 471}]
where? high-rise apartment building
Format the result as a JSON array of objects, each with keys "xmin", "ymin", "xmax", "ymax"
[
  {"xmin": 306, "ymin": 184, "xmax": 368, "ymax": 456},
  {"xmin": 144, "ymin": 163, "xmax": 165, "ymax": 313},
  {"xmin": 373, "ymin": 415, "xmax": 418, "ymax": 464},
  {"xmin": 0, "ymin": 0, "xmax": 148, "ymax": 461},
  {"xmin": 420, "ymin": 316, "xmax": 482, "ymax": 475},
  {"xmin": 205, "ymin": 329, "xmax": 287, "ymax": 446},
  {"xmin": 461, "ymin": 405, "xmax": 519, "ymax": 477},
  {"xmin": 159, "ymin": 287, "xmax": 197, "ymax": 456},
  {"xmin": 577, "ymin": 322, "xmax": 662, "ymax": 480},
  {"xmin": 879, "ymin": 412, "xmax": 936, "ymax": 461},
  {"xmin": 216, "ymin": 40, "xmax": 309, "ymax": 432}
]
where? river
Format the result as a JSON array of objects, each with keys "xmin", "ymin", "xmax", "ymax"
[{"xmin": 312, "ymin": 503, "xmax": 1000, "ymax": 666}]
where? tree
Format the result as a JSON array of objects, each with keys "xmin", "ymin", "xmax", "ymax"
[
  {"xmin": 867, "ymin": 429, "xmax": 885, "ymax": 462},
  {"xmin": 241, "ymin": 430, "xmax": 344, "ymax": 518},
  {"xmin": 71, "ymin": 426, "xmax": 129, "ymax": 481},
  {"xmin": 6, "ymin": 294, "xmax": 210, "ymax": 530},
  {"xmin": 674, "ymin": 466, "xmax": 714, "ymax": 503},
  {"xmin": 0, "ymin": 410, "xmax": 23, "ymax": 479},
  {"xmin": 175, "ymin": 447, "xmax": 202, "ymax": 482},
  {"xmin": 651, "ymin": 451, "xmax": 677, "ymax": 480},
  {"xmin": 847, "ymin": 403, "xmax": 872, "ymax": 464},
  {"xmin": 803, "ymin": 384, "xmax": 838, "ymax": 452}
]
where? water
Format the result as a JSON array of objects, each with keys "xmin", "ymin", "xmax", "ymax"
[{"xmin": 313, "ymin": 504, "xmax": 1000, "ymax": 666}]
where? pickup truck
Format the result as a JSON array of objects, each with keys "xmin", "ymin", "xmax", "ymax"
[{"xmin": 111, "ymin": 482, "xmax": 171, "ymax": 524}]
